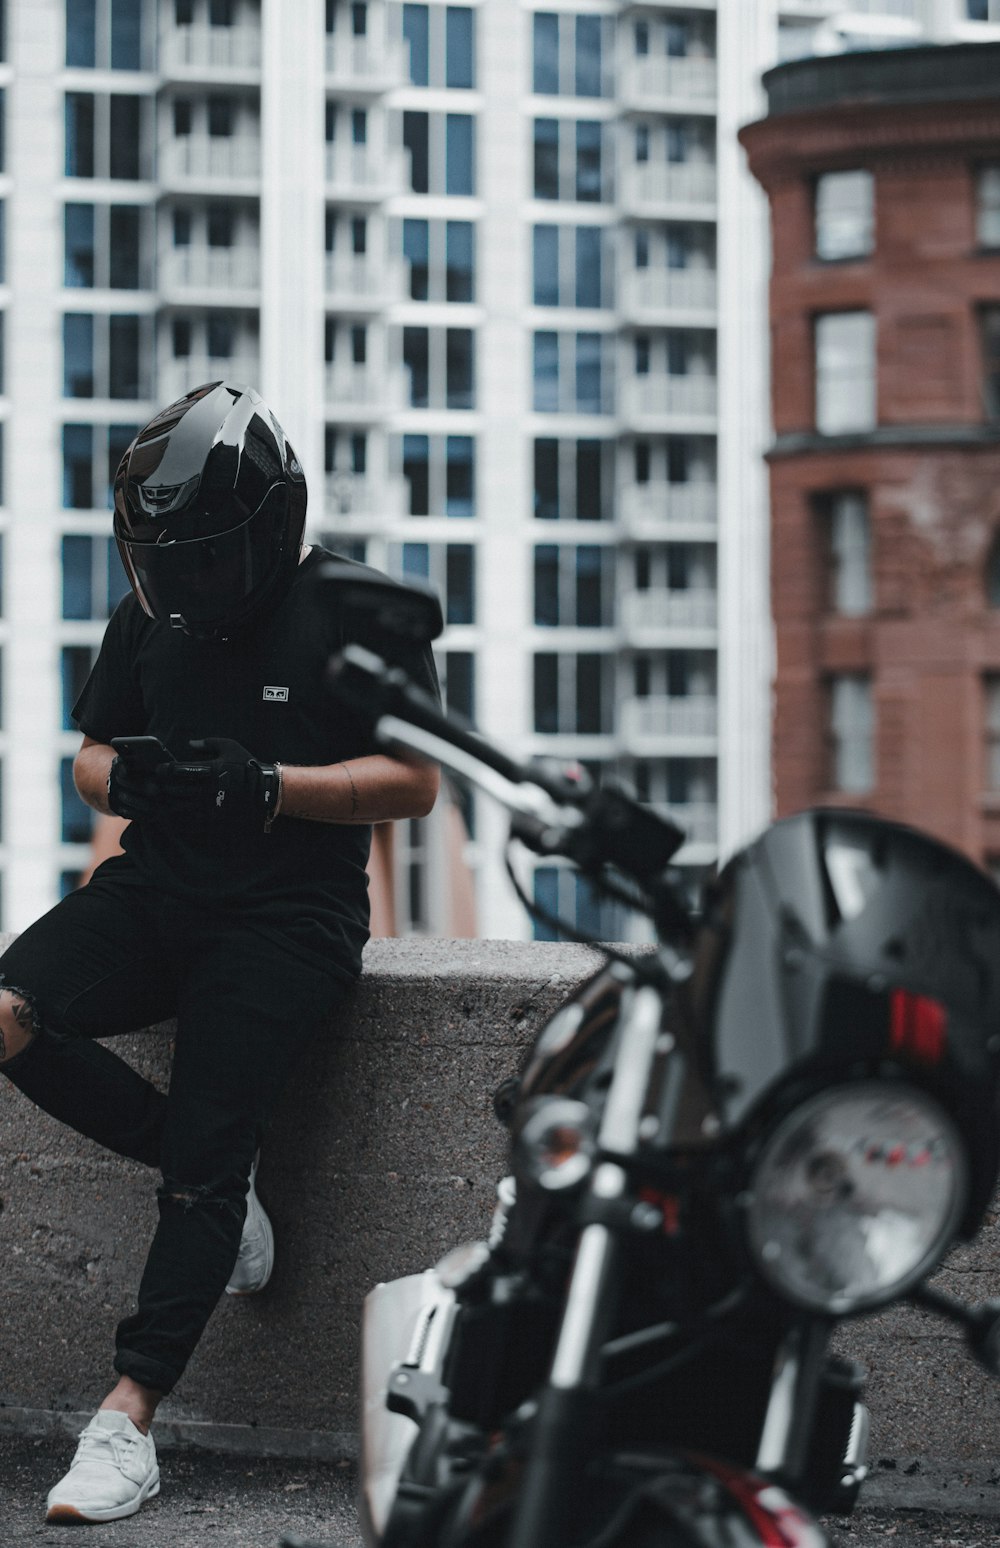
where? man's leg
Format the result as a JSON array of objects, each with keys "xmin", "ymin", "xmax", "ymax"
[{"xmin": 113, "ymin": 913, "xmax": 353, "ymax": 1397}]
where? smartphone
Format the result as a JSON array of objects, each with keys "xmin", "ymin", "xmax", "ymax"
[{"xmin": 110, "ymin": 735, "xmax": 175, "ymax": 770}]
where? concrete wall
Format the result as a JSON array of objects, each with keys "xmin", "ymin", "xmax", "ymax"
[{"xmin": 3, "ymin": 935, "xmax": 1000, "ymax": 1462}]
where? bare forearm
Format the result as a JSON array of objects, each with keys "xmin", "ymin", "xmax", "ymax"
[
  {"xmin": 74, "ymin": 740, "xmax": 116, "ymax": 816},
  {"xmin": 278, "ymin": 754, "xmax": 439, "ymax": 826}
]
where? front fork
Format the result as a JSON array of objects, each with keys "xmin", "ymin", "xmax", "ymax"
[{"xmin": 505, "ymin": 983, "xmax": 665, "ymax": 1548}]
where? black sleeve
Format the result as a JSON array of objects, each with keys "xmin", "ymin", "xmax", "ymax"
[{"xmin": 72, "ymin": 598, "xmax": 147, "ymax": 743}]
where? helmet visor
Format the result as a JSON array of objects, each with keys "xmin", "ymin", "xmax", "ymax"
[{"xmin": 119, "ymin": 488, "xmax": 285, "ymax": 636}]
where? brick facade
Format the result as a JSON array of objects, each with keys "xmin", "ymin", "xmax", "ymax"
[{"xmin": 740, "ymin": 46, "xmax": 1000, "ymax": 870}]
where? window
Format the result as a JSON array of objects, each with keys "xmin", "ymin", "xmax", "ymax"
[
  {"xmin": 403, "ymin": 327, "xmax": 475, "ymax": 410},
  {"xmin": 401, "ymin": 434, "xmax": 475, "ymax": 517},
  {"xmin": 61, "ymin": 532, "xmax": 131, "ymax": 618},
  {"xmin": 967, "ymin": 0, "xmax": 1000, "ymax": 19},
  {"xmin": 980, "ymin": 307, "xmax": 1000, "ymax": 424},
  {"xmin": 61, "ymin": 644, "xmax": 99, "ymax": 730},
  {"xmin": 66, "ymin": 0, "xmax": 145, "ymax": 70},
  {"xmin": 403, "ymin": 4, "xmax": 475, "ymax": 87},
  {"xmin": 443, "ymin": 650, "xmax": 474, "ymax": 721},
  {"xmin": 532, "ymin": 866, "xmax": 623, "ymax": 942},
  {"xmin": 61, "ymin": 756, "xmax": 94, "ymax": 844},
  {"xmin": 532, "ymin": 225, "xmax": 606, "ymax": 309},
  {"xmin": 65, "ymin": 93, "xmax": 149, "ymax": 180},
  {"xmin": 815, "ymin": 170, "xmax": 874, "ymax": 261},
  {"xmin": 62, "ymin": 422, "xmax": 139, "ymax": 509},
  {"xmin": 815, "ymin": 311, "xmax": 876, "ymax": 434},
  {"xmin": 534, "ymin": 544, "xmax": 614, "ymax": 627},
  {"xmin": 825, "ymin": 491, "xmax": 872, "ymax": 615},
  {"xmin": 64, "ymin": 312, "xmax": 148, "ymax": 399},
  {"xmin": 534, "ymin": 651, "xmax": 613, "ymax": 734},
  {"xmin": 533, "ymin": 118, "xmax": 607, "ymax": 203},
  {"xmin": 404, "ymin": 218, "xmax": 475, "ymax": 302},
  {"xmin": 389, "ymin": 541, "xmax": 476, "ymax": 624},
  {"xmin": 987, "ymin": 677, "xmax": 1000, "ymax": 788},
  {"xmin": 531, "ymin": 12, "xmax": 608, "ymax": 98},
  {"xmin": 533, "ymin": 331, "xmax": 611, "ymax": 414},
  {"xmin": 404, "ymin": 111, "xmax": 476, "ymax": 195},
  {"xmin": 829, "ymin": 676, "xmax": 873, "ymax": 793},
  {"xmin": 534, "ymin": 437, "xmax": 612, "ymax": 520},
  {"xmin": 977, "ymin": 166, "xmax": 1000, "ymax": 248},
  {"xmin": 65, "ymin": 203, "xmax": 147, "ymax": 289}
]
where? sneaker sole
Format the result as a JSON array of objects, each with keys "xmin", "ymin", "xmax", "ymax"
[
  {"xmin": 225, "ymin": 1206, "xmax": 274, "ymax": 1296},
  {"xmin": 46, "ymin": 1476, "xmax": 160, "ymax": 1522}
]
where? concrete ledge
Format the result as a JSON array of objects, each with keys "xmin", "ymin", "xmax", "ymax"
[{"xmin": 3, "ymin": 935, "xmax": 1000, "ymax": 1463}]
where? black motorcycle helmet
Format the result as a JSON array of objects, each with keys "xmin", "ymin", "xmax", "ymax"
[{"xmin": 113, "ymin": 380, "xmax": 307, "ymax": 642}]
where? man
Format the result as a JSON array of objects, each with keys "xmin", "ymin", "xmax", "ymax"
[{"xmin": 0, "ymin": 382, "xmax": 440, "ymax": 1523}]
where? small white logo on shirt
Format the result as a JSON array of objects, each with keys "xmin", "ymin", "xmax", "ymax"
[{"xmin": 263, "ymin": 686, "xmax": 289, "ymax": 702}]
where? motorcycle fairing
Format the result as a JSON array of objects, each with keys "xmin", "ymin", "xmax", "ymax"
[{"xmin": 683, "ymin": 810, "xmax": 1000, "ymax": 1228}]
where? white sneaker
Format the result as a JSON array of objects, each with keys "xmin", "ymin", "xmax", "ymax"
[
  {"xmin": 46, "ymin": 1410, "xmax": 160, "ymax": 1523},
  {"xmin": 226, "ymin": 1152, "xmax": 274, "ymax": 1296}
]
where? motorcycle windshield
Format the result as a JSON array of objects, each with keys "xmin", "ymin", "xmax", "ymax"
[{"xmin": 689, "ymin": 810, "xmax": 1000, "ymax": 1137}]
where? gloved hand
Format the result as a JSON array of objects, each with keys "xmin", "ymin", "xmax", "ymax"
[
  {"xmin": 157, "ymin": 738, "xmax": 282, "ymax": 832},
  {"xmin": 107, "ymin": 757, "xmax": 163, "ymax": 821}
]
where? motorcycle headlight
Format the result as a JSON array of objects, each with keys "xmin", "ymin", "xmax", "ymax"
[{"xmin": 745, "ymin": 1081, "xmax": 967, "ymax": 1315}]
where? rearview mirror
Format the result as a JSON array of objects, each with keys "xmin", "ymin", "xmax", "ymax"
[{"xmin": 318, "ymin": 558, "xmax": 444, "ymax": 647}]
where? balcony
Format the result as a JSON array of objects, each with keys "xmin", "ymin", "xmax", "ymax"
[
  {"xmin": 619, "ymin": 266, "xmax": 716, "ymax": 323},
  {"xmin": 621, "ymin": 589, "xmax": 717, "ymax": 645},
  {"xmin": 619, "ymin": 161, "xmax": 717, "ymax": 217},
  {"xmin": 158, "ymin": 134, "xmax": 261, "ymax": 186},
  {"xmin": 159, "ymin": 23, "xmax": 261, "ymax": 75},
  {"xmin": 159, "ymin": 355, "xmax": 260, "ymax": 406},
  {"xmin": 159, "ymin": 245, "xmax": 261, "ymax": 296},
  {"xmin": 323, "ymin": 470, "xmax": 409, "ymax": 521},
  {"xmin": 323, "ymin": 361, "xmax": 405, "ymax": 415},
  {"xmin": 620, "ymin": 373, "xmax": 717, "ymax": 428},
  {"xmin": 324, "ymin": 142, "xmax": 406, "ymax": 202},
  {"xmin": 324, "ymin": 252, "xmax": 404, "ymax": 310},
  {"xmin": 619, "ymin": 56, "xmax": 717, "ymax": 112},
  {"xmin": 619, "ymin": 694, "xmax": 718, "ymax": 751},
  {"xmin": 324, "ymin": 32, "xmax": 406, "ymax": 92},
  {"xmin": 618, "ymin": 482, "xmax": 717, "ymax": 540}
]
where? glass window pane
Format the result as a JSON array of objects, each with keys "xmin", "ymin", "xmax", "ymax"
[
  {"xmin": 107, "ymin": 422, "xmax": 138, "ymax": 508},
  {"xmin": 575, "ymin": 332, "xmax": 602, "ymax": 413},
  {"xmin": 111, "ymin": 0, "xmax": 143, "ymax": 69},
  {"xmin": 576, "ymin": 653, "xmax": 604, "ymax": 733},
  {"xmin": 815, "ymin": 310, "xmax": 876, "ymax": 433},
  {"xmin": 575, "ymin": 121, "xmax": 602, "ymax": 202},
  {"xmin": 403, "ymin": 433, "xmax": 429, "ymax": 514},
  {"xmin": 402, "ymin": 542, "xmax": 429, "ymax": 579},
  {"xmin": 815, "ymin": 170, "xmax": 874, "ymax": 261},
  {"xmin": 403, "ymin": 217, "xmax": 429, "ymax": 300},
  {"xmin": 533, "ymin": 13, "xmax": 558, "ymax": 94},
  {"xmin": 65, "ymin": 202, "xmax": 95, "ymax": 287},
  {"xmin": 445, "ymin": 114, "xmax": 474, "ymax": 196},
  {"xmin": 533, "ymin": 224, "xmax": 559, "ymax": 306},
  {"xmin": 446, "ymin": 435, "xmax": 474, "ymax": 517},
  {"xmin": 65, "ymin": 93, "xmax": 95, "ymax": 177},
  {"xmin": 64, "ymin": 313, "xmax": 94, "ymax": 397},
  {"xmin": 534, "ymin": 438, "xmax": 559, "ymax": 519},
  {"xmin": 977, "ymin": 165, "xmax": 1000, "ymax": 248},
  {"xmin": 575, "ymin": 16, "xmax": 602, "ymax": 98},
  {"xmin": 109, "ymin": 205, "xmax": 141, "ymax": 288},
  {"xmin": 534, "ymin": 544, "xmax": 559, "ymax": 625},
  {"xmin": 403, "ymin": 326, "xmax": 429, "ymax": 407},
  {"xmin": 109, "ymin": 314, "xmax": 140, "ymax": 397},
  {"xmin": 66, "ymin": 0, "xmax": 97, "ymax": 66},
  {"xmin": 533, "ymin": 118, "xmax": 559, "ymax": 200},
  {"xmin": 62, "ymin": 645, "xmax": 95, "ymax": 729},
  {"xmin": 533, "ymin": 331, "xmax": 559, "ymax": 411},
  {"xmin": 62, "ymin": 533, "xmax": 94, "ymax": 617},
  {"xmin": 446, "ymin": 7, "xmax": 474, "ymax": 88},
  {"xmin": 403, "ymin": 110, "xmax": 429, "ymax": 194},
  {"xmin": 62, "ymin": 756, "xmax": 94, "ymax": 842},
  {"xmin": 63, "ymin": 424, "xmax": 93, "ymax": 508},
  {"xmin": 576, "ymin": 544, "xmax": 603, "ymax": 625},
  {"xmin": 444, "ymin": 650, "xmax": 474, "ymax": 721},
  {"xmin": 446, "ymin": 328, "xmax": 474, "ymax": 409},
  {"xmin": 109, "ymin": 95, "xmax": 142, "ymax": 179},
  {"xmin": 575, "ymin": 226, "xmax": 601, "ymax": 308},
  {"xmin": 446, "ymin": 544, "xmax": 474, "ymax": 624},
  {"xmin": 533, "ymin": 866, "xmax": 560, "ymax": 941},
  {"xmin": 106, "ymin": 534, "xmax": 131, "ymax": 610},
  {"xmin": 533, "ymin": 653, "xmax": 559, "ymax": 732},
  {"xmin": 445, "ymin": 220, "xmax": 474, "ymax": 302},
  {"xmin": 577, "ymin": 439, "xmax": 604, "ymax": 520},
  {"xmin": 403, "ymin": 4, "xmax": 429, "ymax": 85}
]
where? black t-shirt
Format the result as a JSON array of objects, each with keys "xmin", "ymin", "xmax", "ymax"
[{"xmin": 73, "ymin": 548, "xmax": 440, "ymax": 977}]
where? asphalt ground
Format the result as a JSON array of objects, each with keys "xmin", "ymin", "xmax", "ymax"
[{"xmin": 3, "ymin": 1438, "xmax": 1000, "ymax": 1548}]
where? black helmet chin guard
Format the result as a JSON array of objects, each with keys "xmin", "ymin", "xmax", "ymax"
[{"xmin": 113, "ymin": 381, "xmax": 307, "ymax": 642}]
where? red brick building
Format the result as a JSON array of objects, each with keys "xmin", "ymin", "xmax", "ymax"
[{"xmin": 739, "ymin": 43, "xmax": 1000, "ymax": 871}]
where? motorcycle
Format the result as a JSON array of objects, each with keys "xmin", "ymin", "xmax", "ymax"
[{"xmin": 286, "ymin": 561, "xmax": 1000, "ymax": 1548}]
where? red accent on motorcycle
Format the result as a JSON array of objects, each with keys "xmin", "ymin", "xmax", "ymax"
[
  {"xmin": 889, "ymin": 989, "xmax": 947, "ymax": 1066},
  {"xmin": 692, "ymin": 1456, "xmax": 826, "ymax": 1547}
]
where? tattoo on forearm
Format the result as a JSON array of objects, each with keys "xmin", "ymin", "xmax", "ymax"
[{"xmin": 341, "ymin": 761, "xmax": 360, "ymax": 820}]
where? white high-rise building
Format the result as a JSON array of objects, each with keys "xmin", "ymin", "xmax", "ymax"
[{"xmin": 0, "ymin": 0, "xmax": 995, "ymax": 937}]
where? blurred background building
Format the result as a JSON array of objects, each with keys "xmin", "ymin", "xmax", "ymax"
[{"xmin": 0, "ymin": 0, "xmax": 996, "ymax": 939}]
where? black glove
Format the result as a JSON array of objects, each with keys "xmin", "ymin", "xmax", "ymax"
[
  {"xmin": 157, "ymin": 738, "xmax": 282, "ymax": 832},
  {"xmin": 107, "ymin": 757, "xmax": 163, "ymax": 821}
]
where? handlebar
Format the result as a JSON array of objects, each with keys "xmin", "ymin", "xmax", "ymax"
[{"xmin": 328, "ymin": 645, "xmax": 688, "ymax": 902}]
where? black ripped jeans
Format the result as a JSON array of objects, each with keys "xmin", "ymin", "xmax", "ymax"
[{"xmin": 1, "ymin": 854, "xmax": 353, "ymax": 1395}]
